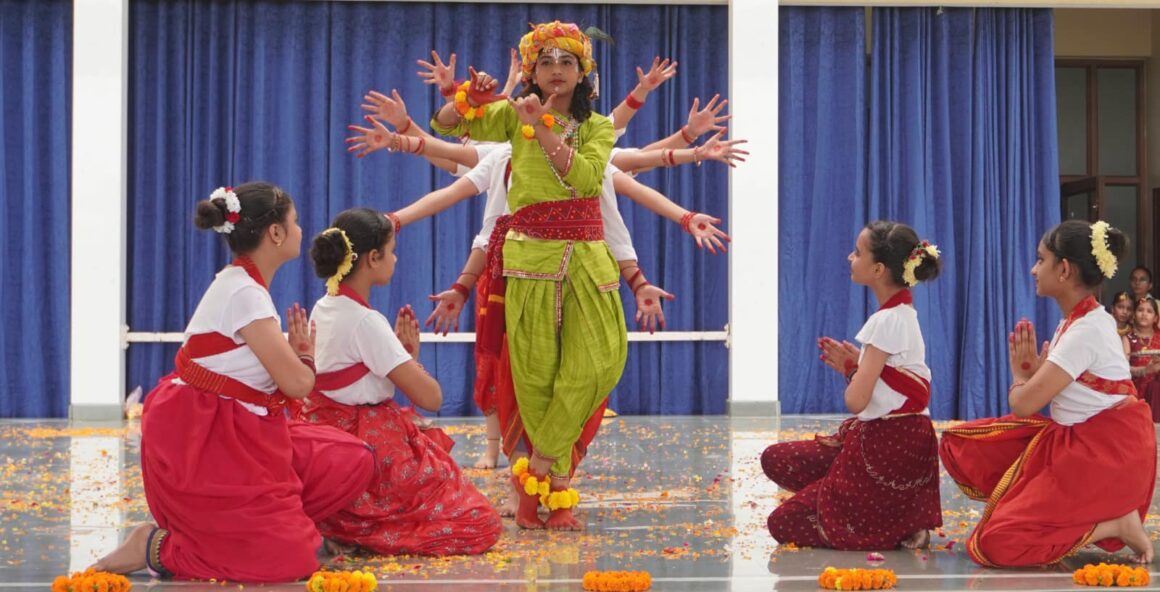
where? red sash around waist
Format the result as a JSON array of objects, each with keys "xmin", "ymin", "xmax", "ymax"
[
  {"xmin": 479, "ymin": 197, "xmax": 603, "ymax": 355},
  {"xmin": 880, "ymin": 365, "xmax": 931, "ymax": 415},
  {"xmin": 314, "ymin": 362, "xmax": 372, "ymax": 392},
  {"xmin": 175, "ymin": 332, "xmax": 289, "ymax": 414}
]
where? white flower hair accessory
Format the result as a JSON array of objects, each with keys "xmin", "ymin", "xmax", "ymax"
[
  {"xmin": 902, "ymin": 240, "xmax": 940, "ymax": 287},
  {"xmin": 210, "ymin": 186, "xmax": 241, "ymax": 234},
  {"xmin": 1090, "ymin": 220, "xmax": 1118, "ymax": 279}
]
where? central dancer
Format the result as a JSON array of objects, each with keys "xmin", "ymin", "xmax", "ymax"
[{"xmin": 416, "ymin": 21, "xmax": 622, "ymax": 530}]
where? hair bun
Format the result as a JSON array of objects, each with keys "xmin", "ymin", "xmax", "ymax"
[
  {"xmin": 310, "ymin": 230, "xmax": 349, "ymax": 279},
  {"xmin": 194, "ymin": 198, "xmax": 227, "ymax": 230}
]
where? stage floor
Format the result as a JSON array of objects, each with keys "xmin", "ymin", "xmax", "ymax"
[{"xmin": 1, "ymin": 415, "xmax": 1157, "ymax": 591}]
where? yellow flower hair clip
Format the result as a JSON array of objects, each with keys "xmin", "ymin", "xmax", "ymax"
[{"xmin": 323, "ymin": 227, "xmax": 356, "ymax": 296}]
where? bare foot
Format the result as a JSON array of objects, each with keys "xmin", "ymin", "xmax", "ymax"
[
  {"xmin": 90, "ymin": 523, "xmax": 153, "ymax": 574},
  {"xmin": 511, "ymin": 475, "xmax": 544, "ymax": 530},
  {"xmin": 545, "ymin": 508, "xmax": 582, "ymax": 531},
  {"xmin": 497, "ymin": 494, "xmax": 516, "ymax": 518},
  {"xmin": 900, "ymin": 529, "xmax": 930, "ymax": 549},
  {"xmin": 1115, "ymin": 511, "xmax": 1154, "ymax": 564},
  {"xmin": 473, "ymin": 439, "xmax": 501, "ymax": 469}
]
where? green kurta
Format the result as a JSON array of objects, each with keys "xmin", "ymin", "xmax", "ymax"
[{"xmin": 433, "ymin": 101, "xmax": 628, "ymax": 476}]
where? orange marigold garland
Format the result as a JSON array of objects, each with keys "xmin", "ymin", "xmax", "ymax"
[
  {"xmin": 1073, "ymin": 563, "xmax": 1151, "ymax": 587},
  {"xmin": 51, "ymin": 569, "xmax": 132, "ymax": 592},
  {"xmin": 581, "ymin": 570, "xmax": 652, "ymax": 591},
  {"xmin": 306, "ymin": 569, "xmax": 378, "ymax": 592},
  {"xmin": 817, "ymin": 567, "xmax": 897, "ymax": 590}
]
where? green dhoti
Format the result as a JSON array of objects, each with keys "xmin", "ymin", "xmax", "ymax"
[{"xmin": 505, "ymin": 242, "xmax": 628, "ymax": 476}]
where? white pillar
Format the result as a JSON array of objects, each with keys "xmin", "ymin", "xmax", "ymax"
[
  {"xmin": 70, "ymin": 0, "xmax": 129, "ymax": 421},
  {"xmin": 728, "ymin": 0, "xmax": 779, "ymax": 415}
]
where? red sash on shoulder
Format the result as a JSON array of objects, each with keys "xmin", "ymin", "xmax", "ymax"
[
  {"xmin": 477, "ymin": 197, "xmax": 603, "ymax": 355},
  {"xmin": 1057, "ymin": 296, "xmax": 1138, "ymax": 397},
  {"xmin": 872, "ymin": 289, "xmax": 931, "ymax": 414}
]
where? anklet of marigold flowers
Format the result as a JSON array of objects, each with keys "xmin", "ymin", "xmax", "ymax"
[
  {"xmin": 1074, "ymin": 563, "xmax": 1151, "ymax": 587},
  {"xmin": 511, "ymin": 456, "xmax": 550, "ymax": 497},
  {"xmin": 306, "ymin": 569, "xmax": 378, "ymax": 592},
  {"xmin": 817, "ymin": 567, "xmax": 897, "ymax": 590},
  {"xmin": 582, "ymin": 570, "xmax": 652, "ymax": 591}
]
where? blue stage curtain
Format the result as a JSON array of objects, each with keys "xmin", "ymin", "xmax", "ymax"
[
  {"xmin": 780, "ymin": 7, "xmax": 1059, "ymax": 419},
  {"xmin": 777, "ymin": 7, "xmax": 868, "ymax": 414},
  {"xmin": 0, "ymin": 0, "xmax": 71, "ymax": 418},
  {"xmin": 126, "ymin": 1, "xmax": 729, "ymax": 416}
]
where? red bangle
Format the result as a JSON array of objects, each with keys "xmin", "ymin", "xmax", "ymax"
[
  {"xmin": 625, "ymin": 92, "xmax": 644, "ymax": 110},
  {"xmin": 627, "ymin": 268, "xmax": 643, "ymax": 287},
  {"xmin": 680, "ymin": 126, "xmax": 695, "ymax": 144},
  {"xmin": 632, "ymin": 280, "xmax": 651, "ymax": 296},
  {"xmin": 411, "ymin": 137, "xmax": 426, "ymax": 155},
  {"xmin": 679, "ymin": 211, "xmax": 697, "ymax": 233},
  {"xmin": 440, "ymin": 82, "xmax": 457, "ymax": 98},
  {"xmin": 450, "ymin": 282, "xmax": 470, "ymax": 298},
  {"xmin": 845, "ymin": 365, "xmax": 857, "ymax": 383},
  {"xmin": 397, "ymin": 117, "xmax": 413, "ymax": 135},
  {"xmin": 298, "ymin": 355, "xmax": 316, "ymax": 375},
  {"xmin": 385, "ymin": 212, "xmax": 401, "ymax": 234}
]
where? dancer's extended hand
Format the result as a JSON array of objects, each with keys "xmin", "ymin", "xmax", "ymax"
[
  {"xmin": 501, "ymin": 48, "xmax": 522, "ymax": 96},
  {"xmin": 345, "ymin": 117, "xmax": 395, "ymax": 158},
  {"xmin": 636, "ymin": 57, "xmax": 677, "ymax": 92},
  {"xmin": 360, "ymin": 88, "xmax": 409, "ymax": 129},
  {"xmin": 418, "ymin": 50, "xmax": 457, "ymax": 96},
  {"xmin": 686, "ymin": 94, "xmax": 732, "ymax": 138},
  {"xmin": 685, "ymin": 213, "xmax": 730, "ymax": 254},
  {"xmin": 287, "ymin": 303, "xmax": 316, "ymax": 358},
  {"xmin": 1008, "ymin": 318, "xmax": 1049, "ymax": 382},
  {"xmin": 635, "ymin": 285, "xmax": 675, "ymax": 334},
  {"xmin": 395, "ymin": 305, "xmax": 421, "ymax": 359},
  {"xmin": 425, "ymin": 289, "xmax": 466, "ymax": 336},
  {"xmin": 700, "ymin": 132, "xmax": 748, "ymax": 168}
]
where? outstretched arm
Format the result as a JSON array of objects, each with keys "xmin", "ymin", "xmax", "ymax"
[
  {"xmin": 642, "ymin": 94, "xmax": 732, "ymax": 151},
  {"xmin": 391, "ymin": 177, "xmax": 482, "ymax": 228},
  {"xmin": 612, "ymin": 173, "xmax": 730, "ymax": 254},
  {"xmin": 611, "ymin": 132, "xmax": 748, "ymax": 174},
  {"xmin": 609, "ymin": 57, "xmax": 677, "ymax": 131}
]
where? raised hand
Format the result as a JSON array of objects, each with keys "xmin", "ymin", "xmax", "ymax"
[
  {"xmin": 345, "ymin": 116, "xmax": 396, "ymax": 158},
  {"xmin": 698, "ymin": 132, "xmax": 748, "ymax": 168},
  {"xmin": 287, "ymin": 303, "xmax": 316, "ymax": 358},
  {"xmin": 508, "ymin": 92, "xmax": 556, "ymax": 125},
  {"xmin": 636, "ymin": 57, "xmax": 678, "ymax": 92},
  {"xmin": 686, "ymin": 94, "xmax": 732, "ymax": 138},
  {"xmin": 360, "ymin": 88, "xmax": 409, "ymax": 129},
  {"xmin": 634, "ymin": 284, "xmax": 675, "ymax": 334},
  {"xmin": 1008, "ymin": 318, "xmax": 1048, "ymax": 382},
  {"xmin": 685, "ymin": 213, "xmax": 730, "ymax": 255},
  {"xmin": 468, "ymin": 66, "xmax": 499, "ymax": 98},
  {"xmin": 501, "ymin": 48, "xmax": 522, "ymax": 97},
  {"xmin": 417, "ymin": 50, "xmax": 457, "ymax": 96},
  {"xmin": 395, "ymin": 305, "xmax": 421, "ymax": 359},
  {"xmin": 425, "ymin": 289, "xmax": 467, "ymax": 336}
]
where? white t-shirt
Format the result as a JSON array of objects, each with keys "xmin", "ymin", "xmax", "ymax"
[
  {"xmin": 1046, "ymin": 306, "xmax": 1131, "ymax": 425},
  {"xmin": 853, "ymin": 304, "xmax": 932, "ymax": 421},
  {"xmin": 310, "ymin": 294, "xmax": 414, "ymax": 405},
  {"xmin": 181, "ymin": 265, "xmax": 280, "ymax": 416},
  {"xmin": 463, "ymin": 145, "xmax": 638, "ymax": 261}
]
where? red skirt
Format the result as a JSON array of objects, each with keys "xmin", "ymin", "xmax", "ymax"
[
  {"xmin": 939, "ymin": 400, "xmax": 1157, "ymax": 567},
  {"xmin": 141, "ymin": 376, "xmax": 374, "ymax": 582},
  {"xmin": 766, "ymin": 415, "xmax": 942, "ymax": 550},
  {"xmin": 299, "ymin": 394, "xmax": 501, "ymax": 556}
]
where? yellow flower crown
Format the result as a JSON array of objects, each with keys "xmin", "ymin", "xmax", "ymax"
[
  {"xmin": 1091, "ymin": 221, "xmax": 1118, "ymax": 279},
  {"xmin": 323, "ymin": 227, "xmax": 356, "ymax": 296},
  {"xmin": 901, "ymin": 240, "xmax": 940, "ymax": 287},
  {"xmin": 518, "ymin": 21, "xmax": 595, "ymax": 81}
]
